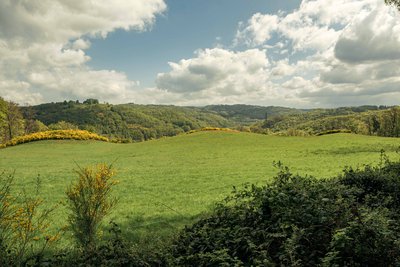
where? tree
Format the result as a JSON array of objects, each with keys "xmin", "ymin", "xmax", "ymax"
[
  {"xmin": 0, "ymin": 98, "xmax": 6, "ymax": 139},
  {"xmin": 83, "ymin": 98, "xmax": 99, "ymax": 105},
  {"xmin": 385, "ymin": 0, "xmax": 400, "ymax": 10},
  {"xmin": 1, "ymin": 100, "xmax": 24, "ymax": 142},
  {"xmin": 378, "ymin": 107, "xmax": 400, "ymax": 137},
  {"xmin": 48, "ymin": 121, "xmax": 78, "ymax": 130}
]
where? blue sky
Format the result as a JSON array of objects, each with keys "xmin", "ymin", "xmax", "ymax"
[
  {"xmin": 86, "ymin": 0, "xmax": 301, "ymax": 86},
  {"xmin": 0, "ymin": 0, "xmax": 399, "ymax": 107}
]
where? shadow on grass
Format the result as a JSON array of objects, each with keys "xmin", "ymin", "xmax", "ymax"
[{"xmin": 104, "ymin": 212, "xmax": 206, "ymax": 249}]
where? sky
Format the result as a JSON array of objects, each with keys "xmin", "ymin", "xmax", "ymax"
[{"xmin": 0, "ymin": 0, "xmax": 399, "ymax": 108}]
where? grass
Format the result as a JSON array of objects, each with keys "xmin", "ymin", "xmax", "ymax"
[{"xmin": 0, "ymin": 131, "xmax": 399, "ymax": 247}]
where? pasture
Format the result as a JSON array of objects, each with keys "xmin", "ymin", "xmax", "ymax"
[{"xmin": 0, "ymin": 131, "xmax": 399, "ymax": 246}]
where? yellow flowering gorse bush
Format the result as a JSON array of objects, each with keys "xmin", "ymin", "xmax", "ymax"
[
  {"xmin": 66, "ymin": 163, "xmax": 118, "ymax": 251},
  {"xmin": 0, "ymin": 174, "xmax": 59, "ymax": 265},
  {"xmin": 0, "ymin": 130, "xmax": 109, "ymax": 148}
]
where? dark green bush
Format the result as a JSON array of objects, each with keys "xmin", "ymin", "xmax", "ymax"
[{"xmin": 171, "ymin": 160, "xmax": 400, "ymax": 266}]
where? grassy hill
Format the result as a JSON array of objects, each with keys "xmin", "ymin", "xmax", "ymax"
[{"xmin": 0, "ymin": 131, "xmax": 399, "ymax": 246}]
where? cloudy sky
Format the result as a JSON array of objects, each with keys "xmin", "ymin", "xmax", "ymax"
[{"xmin": 0, "ymin": 0, "xmax": 399, "ymax": 107}]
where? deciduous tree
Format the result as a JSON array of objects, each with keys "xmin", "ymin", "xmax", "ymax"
[{"xmin": 0, "ymin": 99, "xmax": 24, "ymax": 143}]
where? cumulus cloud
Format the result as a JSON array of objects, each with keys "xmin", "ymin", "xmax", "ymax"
[
  {"xmin": 157, "ymin": 48, "xmax": 269, "ymax": 94},
  {"xmin": 0, "ymin": 0, "xmax": 166, "ymax": 104},
  {"xmin": 224, "ymin": 0, "xmax": 400, "ymax": 107},
  {"xmin": 155, "ymin": 48, "xmax": 314, "ymax": 106},
  {"xmin": 0, "ymin": 0, "xmax": 166, "ymax": 42},
  {"xmin": 334, "ymin": 6, "xmax": 400, "ymax": 63},
  {"xmin": 235, "ymin": 0, "xmax": 377, "ymax": 52}
]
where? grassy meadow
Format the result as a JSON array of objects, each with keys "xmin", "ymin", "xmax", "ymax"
[{"xmin": 0, "ymin": 131, "xmax": 399, "ymax": 247}]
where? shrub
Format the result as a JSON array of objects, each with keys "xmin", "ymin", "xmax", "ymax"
[
  {"xmin": 0, "ymin": 171, "xmax": 14, "ymax": 265},
  {"xmin": 66, "ymin": 163, "xmax": 118, "ymax": 252},
  {"xmin": 171, "ymin": 160, "xmax": 400, "ymax": 266},
  {"xmin": 0, "ymin": 173, "xmax": 59, "ymax": 266},
  {"xmin": 48, "ymin": 121, "xmax": 79, "ymax": 130},
  {"xmin": 1, "ymin": 129, "xmax": 109, "ymax": 148}
]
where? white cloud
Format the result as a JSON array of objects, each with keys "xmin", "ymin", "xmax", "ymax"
[
  {"xmin": 0, "ymin": 0, "xmax": 166, "ymax": 42},
  {"xmin": 0, "ymin": 0, "xmax": 166, "ymax": 104},
  {"xmin": 235, "ymin": 13, "xmax": 279, "ymax": 46},
  {"xmin": 224, "ymin": 0, "xmax": 400, "ymax": 107},
  {"xmin": 0, "ymin": 80, "xmax": 42, "ymax": 105},
  {"xmin": 155, "ymin": 48, "xmax": 314, "ymax": 106},
  {"xmin": 156, "ymin": 48, "xmax": 270, "ymax": 94},
  {"xmin": 235, "ymin": 0, "xmax": 377, "ymax": 52},
  {"xmin": 334, "ymin": 6, "xmax": 400, "ymax": 63}
]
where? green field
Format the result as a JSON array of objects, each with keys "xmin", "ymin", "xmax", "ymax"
[{"xmin": 0, "ymin": 131, "xmax": 399, "ymax": 246}]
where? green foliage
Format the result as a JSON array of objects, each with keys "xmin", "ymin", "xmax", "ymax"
[
  {"xmin": 1, "ymin": 101, "xmax": 25, "ymax": 143},
  {"xmin": 25, "ymin": 102, "xmax": 233, "ymax": 142},
  {"xmin": 0, "ymin": 171, "xmax": 14, "ymax": 265},
  {"xmin": 83, "ymin": 98, "xmax": 99, "ymax": 105},
  {"xmin": 25, "ymin": 119, "xmax": 49, "ymax": 134},
  {"xmin": 0, "ymin": 97, "xmax": 6, "ymax": 136},
  {"xmin": 66, "ymin": 164, "xmax": 118, "ymax": 251},
  {"xmin": 204, "ymin": 104, "xmax": 304, "ymax": 125},
  {"xmin": 48, "ymin": 120, "xmax": 79, "ymax": 130},
  {"xmin": 172, "ymin": 159, "xmax": 400, "ymax": 266},
  {"xmin": 259, "ymin": 106, "xmax": 400, "ymax": 137}
]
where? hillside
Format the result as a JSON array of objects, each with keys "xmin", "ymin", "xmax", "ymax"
[
  {"xmin": 24, "ymin": 101, "xmax": 233, "ymax": 141},
  {"xmin": 202, "ymin": 104, "xmax": 306, "ymax": 125},
  {"xmin": 257, "ymin": 105, "xmax": 400, "ymax": 137},
  {"xmin": 15, "ymin": 101, "xmax": 400, "ymax": 143}
]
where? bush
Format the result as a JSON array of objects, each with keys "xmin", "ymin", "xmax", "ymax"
[
  {"xmin": 171, "ymin": 160, "xmax": 400, "ymax": 266},
  {"xmin": 66, "ymin": 163, "xmax": 118, "ymax": 252},
  {"xmin": 1, "ymin": 130, "xmax": 109, "ymax": 148},
  {"xmin": 0, "ymin": 173, "xmax": 59, "ymax": 266}
]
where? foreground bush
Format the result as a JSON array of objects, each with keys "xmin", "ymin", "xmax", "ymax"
[
  {"xmin": 0, "ymin": 173, "xmax": 59, "ymax": 266},
  {"xmin": 0, "ymin": 130, "xmax": 109, "ymax": 148},
  {"xmin": 66, "ymin": 163, "xmax": 118, "ymax": 252},
  {"xmin": 171, "ymin": 160, "xmax": 400, "ymax": 266}
]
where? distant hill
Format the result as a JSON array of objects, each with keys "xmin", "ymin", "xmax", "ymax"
[
  {"xmin": 20, "ymin": 101, "xmax": 399, "ymax": 141},
  {"xmin": 202, "ymin": 104, "xmax": 306, "ymax": 125},
  {"xmin": 24, "ymin": 102, "xmax": 233, "ymax": 141},
  {"xmin": 255, "ymin": 105, "xmax": 400, "ymax": 137}
]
